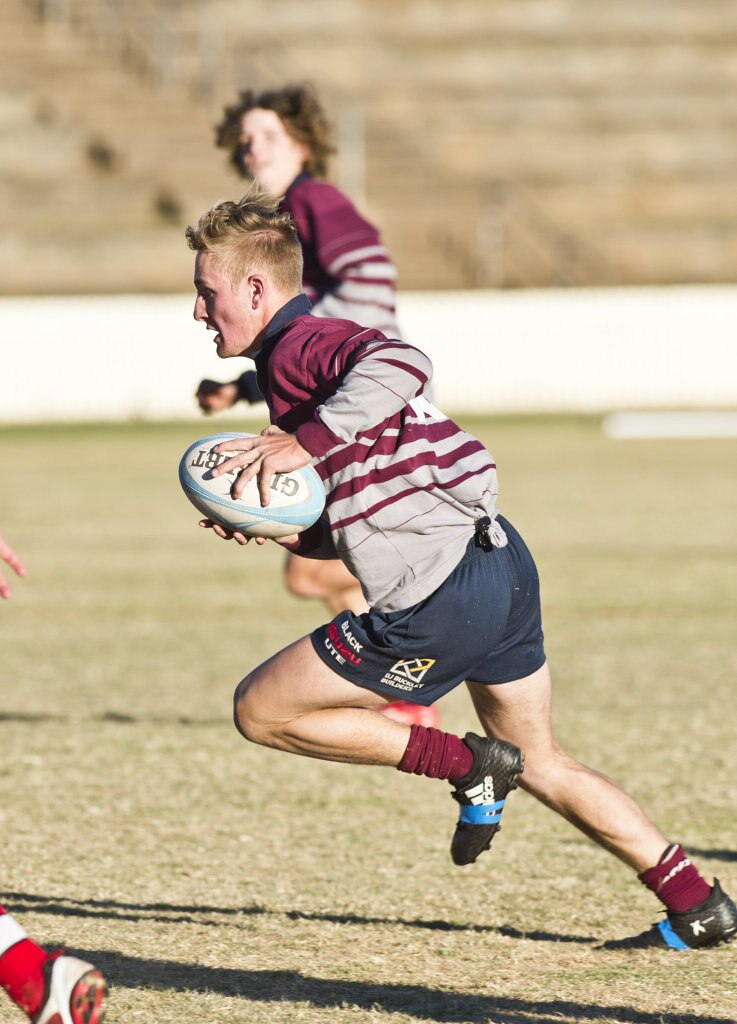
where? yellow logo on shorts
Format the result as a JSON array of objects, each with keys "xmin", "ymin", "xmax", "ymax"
[{"xmin": 388, "ymin": 658, "xmax": 436, "ymax": 683}]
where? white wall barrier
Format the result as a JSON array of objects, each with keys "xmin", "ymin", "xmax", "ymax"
[{"xmin": 1, "ymin": 285, "xmax": 736, "ymax": 423}]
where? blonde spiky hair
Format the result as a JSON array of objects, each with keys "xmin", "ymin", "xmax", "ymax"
[{"xmin": 186, "ymin": 184, "xmax": 303, "ymax": 291}]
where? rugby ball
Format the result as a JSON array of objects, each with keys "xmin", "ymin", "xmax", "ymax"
[{"xmin": 179, "ymin": 433, "xmax": 325, "ymax": 538}]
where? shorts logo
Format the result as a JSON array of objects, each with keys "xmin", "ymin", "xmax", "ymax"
[
  {"xmin": 389, "ymin": 658, "xmax": 436, "ymax": 682},
  {"xmin": 380, "ymin": 657, "xmax": 436, "ymax": 693},
  {"xmin": 340, "ymin": 620, "xmax": 363, "ymax": 653},
  {"xmin": 324, "ymin": 623, "xmax": 362, "ymax": 667}
]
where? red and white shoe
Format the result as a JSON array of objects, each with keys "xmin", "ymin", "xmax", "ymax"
[
  {"xmin": 377, "ymin": 701, "xmax": 440, "ymax": 728},
  {"xmin": 35, "ymin": 954, "xmax": 107, "ymax": 1024}
]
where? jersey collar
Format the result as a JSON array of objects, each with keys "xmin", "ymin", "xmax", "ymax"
[{"xmin": 254, "ymin": 293, "xmax": 312, "ymax": 373}]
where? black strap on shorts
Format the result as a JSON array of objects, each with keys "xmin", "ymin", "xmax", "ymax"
[{"xmin": 474, "ymin": 515, "xmax": 493, "ymax": 551}]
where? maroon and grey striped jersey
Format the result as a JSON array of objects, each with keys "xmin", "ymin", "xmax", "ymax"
[
  {"xmin": 256, "ymin": 298, "xmax": 501, "ymax": 612},
  {"xmin": 281, "ymin": 175, "xmax": 401, "ymax": 338}
]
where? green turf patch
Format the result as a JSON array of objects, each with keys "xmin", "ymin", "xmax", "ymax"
[{"xmin": 1, "ymin": 417, "xmax": 735, "ymax": 1023}]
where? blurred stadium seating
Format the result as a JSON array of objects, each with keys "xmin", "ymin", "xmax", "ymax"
[{"xmin": 2, "ymin": 0, "xmax": 737, "ymax": 294}]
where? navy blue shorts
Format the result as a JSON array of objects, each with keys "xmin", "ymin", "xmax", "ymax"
[{"xmin": 310, "ymin": 515, "xmax": 546, "ymax": 706}]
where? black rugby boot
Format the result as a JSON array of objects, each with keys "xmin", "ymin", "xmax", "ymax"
[
  {"xmin": 602, "ymin": 879, "xmax": 737, "ymax": 950},
  {"xmin": 450, "ymin": 732, "xmax": 524, "ymax": 866}
]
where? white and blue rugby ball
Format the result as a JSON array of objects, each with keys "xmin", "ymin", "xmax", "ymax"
[{"xmin": 179, "ymin": 433, "xmax": 325, "ymax": 538}]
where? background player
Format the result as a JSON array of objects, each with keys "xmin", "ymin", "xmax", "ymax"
[
  {"xmin": 185, "ymin": 190, "xmax": 737, "ymax": 950},
  {"xmin": 0, "ymin": 533, "xmax": 108, "ymax": 1024},
  {"xmin": 195, "ymin": 82, "xmax": 438, "ymax": 727}
]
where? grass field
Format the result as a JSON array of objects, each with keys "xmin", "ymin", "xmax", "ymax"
[{"xmin": 0, "ymin": 415, "xmax": 736, "ymax": 1024}]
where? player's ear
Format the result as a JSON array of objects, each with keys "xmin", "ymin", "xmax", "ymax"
[{"xmin": 247, "ymin": 274, "xmax": 266, "ymax": 308}]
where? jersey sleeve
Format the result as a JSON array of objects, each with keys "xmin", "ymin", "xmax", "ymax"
[
  {"xmin": 280, "ymin": 518, "xmax": 338, "ymax": 559},
  {"xmin": 295, "ymin": 338, "xmax": 433, "ymax": 457}
]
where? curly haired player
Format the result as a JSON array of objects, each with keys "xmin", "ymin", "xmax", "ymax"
[
  {"xmin": 185, "ymin": 188, "xmax": 737, "ymax": 951},
  {"xmin": 195, "ymin": 82, "xmax": 438, "ymax": 727}
]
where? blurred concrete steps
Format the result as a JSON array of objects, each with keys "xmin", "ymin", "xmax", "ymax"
[{"xmin": 2, "ymin": 0, "xmax": 737, "ymax": 292}]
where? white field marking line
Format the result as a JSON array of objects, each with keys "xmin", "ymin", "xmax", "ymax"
[{"xmin": 602, "ymin": 411, "xmax": 737, "ymax": 440}]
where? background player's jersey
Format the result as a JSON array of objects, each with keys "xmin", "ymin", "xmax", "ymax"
[{"xmin": 282, "ymin": 175, "xmax": 401, "ymax": 338}]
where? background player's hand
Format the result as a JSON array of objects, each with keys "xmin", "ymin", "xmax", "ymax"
[
  {"xmin": 196, "ymin": 379, "xmax": 239, "ymax": 414},
  {"xmin": 212, "ymin": 428, "xmax": 313, "ymax": 507},
  {"xmin": 0, "ymin": 531, "xmax": 27, "ymax": 600},
  {"xmin": 198, "ymin": 520, "xmax": 298, "ymax": 547}
]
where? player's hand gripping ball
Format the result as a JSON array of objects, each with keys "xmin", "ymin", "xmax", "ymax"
[{"xmin": 179, "ymin": 433, "xmax": 326, "ymax": 538}]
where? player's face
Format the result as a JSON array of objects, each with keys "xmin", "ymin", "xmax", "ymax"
[
  {"xmin": 193, "ymin": 253, "xmax": 264, "ymax": 359},
  {"xmin": 239, "ymin": 108, "xmax": 309, "ymax": 197}
]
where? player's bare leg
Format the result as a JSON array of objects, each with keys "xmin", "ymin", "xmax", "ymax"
[
  {"xmin": 466, "ymin": 662, "xmax": 737, "ymax": 949},
  {"xmin": 234, "ymin": 635, "xmax": 524, "ymax": 868},
  {"xmin": 466, "ymin": 662, "xmax": 668, "ymax": 872},
  {"xmin": 234, "ymin": 635, "xmax": 412, "ymax": 765}
]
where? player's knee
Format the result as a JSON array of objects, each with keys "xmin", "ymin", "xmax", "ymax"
[
  {"xmin": 284, "ymin": 572, "xmax": 314, "ymax": 600},
  {"xmin": 233, "ymin": 676, "xmax": 270, "ymax": 745},
  {"xmin": 284, "ymin": 559, "xmax": 323, "ymax": 600},
  {"xmin": 232, "ymin": 678, "xmax": 251, "ymax": 739}
]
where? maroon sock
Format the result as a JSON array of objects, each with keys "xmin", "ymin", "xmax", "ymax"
[
  {"xmin": 397, "ymin": 724, "xmax": 474, "ymax": 782},
  {"xmin": 639, "ymin": 843, "xmax": 712, "ymax": 913}
]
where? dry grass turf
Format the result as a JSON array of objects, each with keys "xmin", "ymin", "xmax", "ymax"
[{"xmin": 0, "ymin": 416, "xmax": 735, "ymax": 1024}]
